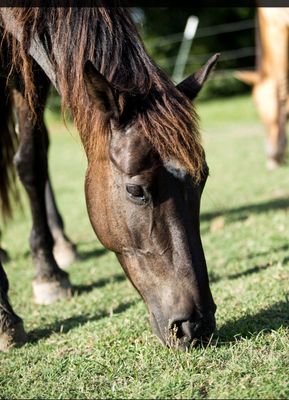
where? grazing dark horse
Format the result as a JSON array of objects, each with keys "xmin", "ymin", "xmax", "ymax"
[
  {"xmin": 0, "ymin": 7, "xmax": 219, "ymax": 351},
  {"xmin": 0, "ymin": 79, "xmax": 77, "ymax": 268}
]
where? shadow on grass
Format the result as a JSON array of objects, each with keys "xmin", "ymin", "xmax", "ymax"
[
  {"xmin": 77, "ymin": 247, "xmax": 108, "ymax": 260},
  {"xmin": 216, "ymin": 299, "xmax": 289, "ymax": 344},
  {"xmin": 209, "ymin": 262, "xmax": 273, "ymax": 283},
  {"xmin": 281, "ymin": 256, "xmax": 289, "ymax": 265},
  {"xmin": 201, "ymin": 197, "xmax": 289, "ymax": 224},
  {"xmin": 246, "ymin": 243, "xmax": 289, "ymax": 260},
  {"xmin": 209, "ymin": 247, "xmax": 289, "ymax": 284},
  {"xmin": 73, "ymin": 273, "xmax": 126, "ymax": 295},
  {"xmin": 28, "ymin": 299, "xmax": 138, "ymax": 344},
  {"xmin": 21, "ymin": 244, "xmax": 108, "ymax": 261},
  {"xmin": 22, "ymin": 250, "xmax": 31, "ymax": 260}
]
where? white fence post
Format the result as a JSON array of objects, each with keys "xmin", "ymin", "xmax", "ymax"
[{"xmin": 172, "ymin": 15, "xmax": 199, "ymax": 83}]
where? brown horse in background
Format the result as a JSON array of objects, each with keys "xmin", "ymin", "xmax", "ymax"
[
  {"xmin": 0, "ymin": 7, "xmax": 219, "ymax": 351},
  {"xmin": 236, "ymin": 7, "xmax": 289, "ymax": 169}
]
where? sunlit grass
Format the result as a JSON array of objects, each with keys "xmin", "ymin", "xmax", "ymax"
[{"xmin": 1, "ymin": 95, "xmax": 288, "ymax": 399}]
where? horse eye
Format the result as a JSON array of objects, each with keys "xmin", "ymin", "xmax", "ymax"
[
  {"xmin": 126, "ymin": 184, "xmax": 148, "ymax": 204},
  {"xmin": 126, "ymin": 184, "xmax": 144, "ymax": 198}
]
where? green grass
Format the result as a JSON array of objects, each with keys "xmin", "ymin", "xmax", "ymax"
[{"xmin": 1, "ymin": 95, "xmax": 288, "ymax": 399}]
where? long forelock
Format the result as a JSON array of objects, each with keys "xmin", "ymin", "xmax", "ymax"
[{"xmin": 136, "ymin": 82, "xmax": 205, "ymax": 181}]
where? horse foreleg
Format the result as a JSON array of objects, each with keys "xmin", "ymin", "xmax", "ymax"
[
  {"xmin": 0, "ymin": 261, "xmax": 26, "ymax": 351},
  {"xmin": 0, "ymin": 229, "xmax": 10, "ymax": 263},
  {"xmin": 46, "ymin": 178, "xmax": 78, "ymax": 268},
  {"xmin": 43, "ymin": 121, "xmax": 78, "ymax": 269},
  {"xmin": 13, "ymin": 86, "xmax": 72, "ymax": 305}
]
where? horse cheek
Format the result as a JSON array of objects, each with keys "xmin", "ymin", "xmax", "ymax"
[{"xmin": 84, "ymin": 164, "xmax": 121, "ymax": 253}]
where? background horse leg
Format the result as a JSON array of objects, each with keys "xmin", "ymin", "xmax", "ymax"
[
  {"xmin": 0, "ymin": 261, "xmax": 26, "ymax": 351},
  {"xmin": 265, "ymin": 95, "xmax": 288, "ymax": 170},
  {"xmin": 13, "ymin": 77, "xmax": 72, "ymax": 305},
  {"xmin": 43, "ymin": 117, "xmax": 78, "ymax": 268},
  {"xmin": 258, "ymin": 8, "xmax": 288, "ymax": 168},
  {"xmin": 252, "ymin": 78, "xmax": 285, "ymax": 169}
]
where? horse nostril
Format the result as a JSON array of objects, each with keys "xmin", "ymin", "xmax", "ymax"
[
  {"xmin": 170, "ymin": 319, "xmax": 201, "ymax": 341},
  {"xmin": 169, "ymin": 313, "xmax": 216, "ymax": 346},
  {"xmin": 170, "ymin": 319, "xmax": 187, "ymax": 340}
]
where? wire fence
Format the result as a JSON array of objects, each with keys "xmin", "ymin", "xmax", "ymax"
[
  {"xmin": 147, "ymin": 18, "xmax": 256, "ymax": 81},
  {"xmin": 149, "ymin": 19, "xmax": 255, "ymax": 47},
  {"xmin": 158, "ymin": 46, "xmax": 256, "ymax": 68}
]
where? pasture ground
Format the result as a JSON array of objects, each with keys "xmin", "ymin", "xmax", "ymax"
[{"xmin": 1, "ymin": 95, "xmax": 288, "ymax": 399}]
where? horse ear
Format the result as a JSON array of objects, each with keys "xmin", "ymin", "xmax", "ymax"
[
  {"xmin": 83, "ymin": 60, "xmax": 119, "ymax": 118},
  {"xmin": 177, "ymin": 53, "xmax": 220, "ymax": 100}
]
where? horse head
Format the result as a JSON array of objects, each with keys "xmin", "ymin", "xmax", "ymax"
[{"xmin": 83, "ymin": 55, "xmax": 219, "ymax": 349}]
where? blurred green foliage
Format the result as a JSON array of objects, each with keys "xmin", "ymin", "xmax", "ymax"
[
  {"xmin": 141, "ymin": 8, "xmax": 255, "ymax": 71},
  {"xmin": 47, "ymin": 87, "xmax": 62, "ymax": 114},
  {"xmin": 197, "ymin": 74, "xmax": 250, "ymax": 101}
]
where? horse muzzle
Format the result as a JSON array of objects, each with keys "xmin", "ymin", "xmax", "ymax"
[{"xmin": 150, "ymin": 307, "xmax": 216, "ymax": 350}]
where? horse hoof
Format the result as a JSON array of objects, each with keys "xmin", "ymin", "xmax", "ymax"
[
  {"xmin": 0, "ymin": 321, "xmax": 27, "ymax": 352},
  {"xmin": 0, "ymin": 248, "xmax": 10, "ymax": 263},
  {"xmin": 266, "ymin": 158, "xmax": 279, "ymax": 170},
  {"xmin": 53, "ymin": 241, "xmax": 78, "ymax": 269},
  {"xmin": 33, "ymin": 276, "xmax": 72, "ymax": 305}
]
